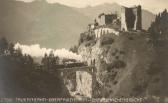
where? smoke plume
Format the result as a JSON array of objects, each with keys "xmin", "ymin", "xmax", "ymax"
[{"xmin": 14, "ymin": 43, "xmax": 82, "ymax": 61}]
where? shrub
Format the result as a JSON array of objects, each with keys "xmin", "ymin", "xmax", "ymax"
[
  {"xmin": 69, "ymin": 45, "xmax": 78, "ymax": 53},
  {"xmin": 101, "ymin": 36, "xmax": 114, "ymax": 45},
  {"xmin": 107, "ymin": 60, "xmax": 126, "ymax": 70},
  {"xmin": 78, "ymin": 32, "xmax": 95, "ymax": 45}
]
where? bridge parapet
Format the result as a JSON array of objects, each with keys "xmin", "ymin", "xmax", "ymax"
[{"xmin": 56, "ymin": 65, "xmax": 96, "ymax": 75}]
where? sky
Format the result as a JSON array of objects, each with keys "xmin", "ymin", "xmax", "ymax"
[{"xmin": 16, "ymin": 0, "xmax": 168, "ymax": 13}]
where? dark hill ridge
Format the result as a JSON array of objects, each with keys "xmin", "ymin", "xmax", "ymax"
[
  {"xmin": 0, "ymin": 0, "xmax": 155, "ymax": 49},
  {"xmin": 0, "ymin": 55, "xmax": 70, "ymax": 97}
]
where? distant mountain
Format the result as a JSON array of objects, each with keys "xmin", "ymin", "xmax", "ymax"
[
  {"xmin": 0, "ymin": 0, "xmax": 92, "ymax": 49},
  {"xmin": 74, "ymin": 3, "xmax": 156, "ymax": 30},
  {"xmin": 0, "ymin": 1, "xmax": 155, "ymax": 49},
  {"xmin": 74, "ymin": 3, "xmax": 122, "ymax": 19}
]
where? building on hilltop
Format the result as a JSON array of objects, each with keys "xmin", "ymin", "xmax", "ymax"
[
  {"xmin": 94, "ymin": 26, "xmax": 119, "ymax": 38},
  {"xmin": 93, "ymin": 13, "xmax": 120, "ymax": 38},
  {"xmin": 87, "ymin": 19, "xmax": 99, "ymax": 31},
  {"xmin": 121, "ymin": 5, "xmax": 142, "ymax": 31},
  {"xmin": 85, "ymin": 5, "xmax": 142, "ymax": 39},
  {"xmin": 98, "ymin": 13, "xmax": 118, "ymax": 26}
]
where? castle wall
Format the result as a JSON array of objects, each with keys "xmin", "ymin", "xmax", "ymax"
[
  {"xmin": 121, "ymin": 7, "xmax": 128, "ymax": 31},
  {"xmin": 133, "ymin": 8, "xmax": 138, "ymax": 30},
  {"xmin": 94, "ymin": 27, "xmax": 119, "ymax": 38},
  {"xmin": 126, "ymin": 8, "xmax": 136, "ymax": 29},
  {"xmin": 136, "ymin": 6, "xmax": 142, "ymax": 30},
  {"xmin": 98, "ymin": 15, "xmax": 105, "ymax": 25},
  {"xmin": 121, "ymin": 5, "xmax": 142, "ymax": 31},
  {"xmin": 105, "ymin": 14, "xmax": 118, "ymax": 25},
  {"xmin": 98, "ymin": 14, "xmax": 117, "ymax": 26}
]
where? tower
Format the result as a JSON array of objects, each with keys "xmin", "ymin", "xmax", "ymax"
[{"xmin": 121, "ymin": 5, "xmax": 142, "ymax": 31}]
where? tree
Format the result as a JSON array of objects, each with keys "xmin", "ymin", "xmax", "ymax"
[
  {"xmin": 8, "ymin": 43, "xmax": 15, "ymax": 55},
  {"xmin": 49, "ymin": 51, "xmax": 55, "ymax": 67},
  {"xmin": 78, "ymin": 32, "xmax": 95, "ymax": 45},
  {"xmin": 48, "ymin": 51, "xmax": 60, "ymax": 68},
  {"xmin": 41, "ymin": 53, "xmax": 49, "ymax": 69},
  {"xmin": 148, "ymin": 9, "xmax": 168, "ymax": 42},
  {"xmin": 41, "ymin": 53, "xmax": 48, "ymax": 64},
  {"xmin": 69, "ymin": 45, "xmax": 78, "ymax": 53},
  {"xmin": 15, "ymin": 48, "xmax": 23, "ymax": 57},
  {"xmin": 0, "ymin": 37, "xmax": 8, "ymax": 54},
  {"xmin": 25, "ymin": 55, "xmax": 34, "ymax": 66},
  {"xmin": 41, "ymin": 52, "xmax": 60, "ymax": 69}
]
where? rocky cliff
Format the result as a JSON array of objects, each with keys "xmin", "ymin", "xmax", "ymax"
[{"xmin": 78, "ymin": 31, "xmax": 162, "ymax": 99}]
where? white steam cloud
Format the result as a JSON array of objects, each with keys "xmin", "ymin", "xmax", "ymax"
[{"xmin": 14, "ymin": 43, "xmax": 83, "ymax": 61}]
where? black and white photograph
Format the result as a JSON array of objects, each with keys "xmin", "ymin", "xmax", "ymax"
[{"xmin": 0, "ymin": 0, "xmax": 168, "ymax": 103}]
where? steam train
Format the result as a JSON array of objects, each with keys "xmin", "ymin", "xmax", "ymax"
[
  {"xmin": 54, "ymin": 62, "xmax": 87, "ymax": 69},
  {"xmin": 35, "ymin": 59, "xmax": 87, "ymax": 70}
]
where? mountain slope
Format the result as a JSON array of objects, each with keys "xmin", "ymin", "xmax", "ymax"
[
  {"xmin": 74, "ymin": 3, "xmax": 155, "ymax": 30},
  {"xmin": 0, "ymin": 1, "xmax": 155, "ymax": 49},
  {"xmin": 0, "ymin": 0, "xmax": 92, "ymax": 49}
]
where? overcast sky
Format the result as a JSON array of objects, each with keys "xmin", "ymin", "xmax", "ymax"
[{"xmin": 16, "ymin": 0, "xmax": 168, "ymax": 13}]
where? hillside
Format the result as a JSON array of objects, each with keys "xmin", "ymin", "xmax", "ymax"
[
  {"xmin": 0, "ymin": 55, "xmax": 70, "ymax": 97},
  {"xmin": 78, "ymin": 31, "xmax": 168, "ymax": 101},
  {"xmin": 0, "ymin": 0, "xmax": 92, "ymax": 49},
  {"xmin": 74, "ymin": 3, "xmax": 155, "ymax": 30}
]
